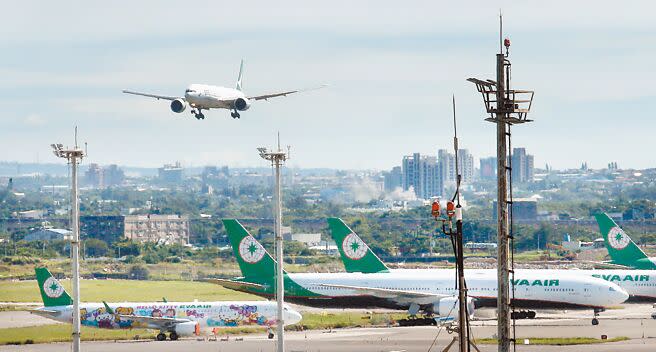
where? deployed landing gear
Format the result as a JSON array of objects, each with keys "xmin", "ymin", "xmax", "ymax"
[
  {"xmin": 169, "ymin": 332, "xmax": 179, "ymax": 341},
  {"xmin": 592, "ymin": 308, "xmax": 604, "ymax": 325},
  {"xmin": 267, "ymin": 327, "xmax": 274, "ymax": 339},
  {"xmin": 511, "ymin": 310, "xmax": 536, "ymax": 320},
  {"xmin": 191, "ymin": 108, "xmax": 205, "ymax": 120},
  {"xmin": 231, "ymin": 110, "xmax": 241, "ymax": 119},
  {"xmin": 156, "ymin": 332, "xmax": 166, "ymax": 341}
]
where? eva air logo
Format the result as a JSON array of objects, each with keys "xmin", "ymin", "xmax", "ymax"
[
  {"xmin": 43, "ymin": 277, "xmax": 64, "ymax": 298},
  {"xmin": 239, "ymin": 236, "xmax": 266, "ymax": 263},
  {"xmin": 608, "ymin": 226, "xmax": 630, "ymax": 250},
  {"xmin": 342, "ymin": 233, "xmax": 367, "ymax": 260}
]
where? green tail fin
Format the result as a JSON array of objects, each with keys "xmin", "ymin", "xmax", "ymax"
[
  {"xmin": 594, "ymin": 213, "xmax": 655, "ymax": 269},
  {"xmin": 35, "ymin": 267, "xmax": 72, "ymax": 307},
  {"xmin": 222, "ymin": 219, "xmax": 277, "ymax": 279},
  {"xmin": 327, "ymin": 218, "xmax": 389, "ymax": 273}
]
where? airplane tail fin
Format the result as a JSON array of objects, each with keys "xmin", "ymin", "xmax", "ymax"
[
  {"xmin": 222, "ymin": 219, "xmax": 277, "ymax": 279},
  {"xmin": 327, "ymin": 218, "xmax": 389, "ymax": 273},
  {"xmin": 236, "ymin": 59, "xmax": 245, "ymax": 91},
  {"xmin": 594, "ymin": 213, "xmax": 650, "ymax": 268},
  {"xmin": 35, "ymin": 267, "xmax": 72, "ymax": 307}
]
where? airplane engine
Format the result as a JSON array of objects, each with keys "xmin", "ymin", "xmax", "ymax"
[
  {"xmin": 234, "ymin": 97, "xmax": 251, "ymax": 111},
  {"xmin": 434, "ymin": 296, "xmax": 475, "ymax": 320},
  {"xmin": 170, "ymin": 99, "xmax": 187, "ymax": 113},
  {"xmin": 174, "ymin": 321, "xmax": 200, "ymax": 336}
]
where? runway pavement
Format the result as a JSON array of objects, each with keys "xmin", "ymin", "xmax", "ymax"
[{"xmin": 1, "ymin": 303, "xmax": 655, "ymax": 351}]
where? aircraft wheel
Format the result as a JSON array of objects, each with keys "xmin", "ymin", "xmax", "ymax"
[
  {"xmin": 268, "ymin": 332, "xmax": 274, "ymax": 339},
  {"xmin": 527, "ymin": 311, "xmax": 536, "ymax": 319},
  {"xmin": 169, "ymin": 332, "xmax": 179, "ymax": 341},
  {"xmin": 591, "ymin": 318, "xmax": 599, "ymax": 326},
  {"xmin": 156, "ymin": 333, "xmax": 166, "ymax": 341},
  {"xmin": 198, "ymin": 113, "xmax": 205, "ymax": 120}
]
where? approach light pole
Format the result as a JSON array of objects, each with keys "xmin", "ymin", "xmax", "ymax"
[
  {"xmin": 467, "ymin": 14, "xmax": 534, "ymax": 352},
  {"xmin": 50, "ymin": 140, "xmax": 84, "ymax": 352},
  {"xmin": 258, "ymin": 141, "xmax": 289, "ymax": 352}
]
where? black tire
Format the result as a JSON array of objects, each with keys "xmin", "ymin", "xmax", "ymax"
[
  {"xmin": 268, "ymin": 333, "xmax": 274, "ymax": 339},
  {"xmin": 156, "ymin": 333, "xmax": 166, "ymax": 341},
  {"xmin": 527, "ymin": 311, "xmax": 537, "ymax": 319},
  {"xmin": 592, "ymin": 318, "xmax": 599, "ymax": 326},
  {"xmin": 169, "ymin": 332, "xmax": 179, "ymax": 341}
]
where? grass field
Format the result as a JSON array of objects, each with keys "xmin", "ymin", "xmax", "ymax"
[
  {"xmin": 0, "ymin": 325, "xmax": 156, "ymax": 345},
  {"xmin": 476, "ymin": 336, "xmax": 630, "ymax": 345},
  {"xmin": 0, "ymin": 312, "xmax": 406, "ymax": 345},
  {"xmin": 0, "ymin": 279, "xmax": 259, "ymax": 303}
]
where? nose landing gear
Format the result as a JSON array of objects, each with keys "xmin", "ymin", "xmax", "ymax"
[{"xmin": 592, "ymin": 308, "xmax": 604, "ymax": 325}]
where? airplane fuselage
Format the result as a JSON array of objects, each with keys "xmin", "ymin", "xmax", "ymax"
[
  {"xmin": 237, "ymin": 270, "xmax": 627, "ymax": 311},
  {"xmin": 33, "ymin": 301, "xmax": 301, "ymax": 333},
  {"xmin": 184, "ymin": 84, "xmax": 246, "ymax": 110}
]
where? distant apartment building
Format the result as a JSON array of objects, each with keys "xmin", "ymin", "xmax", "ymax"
[
  {"xmin": 383, "ymin": 166, "xmax": 402, "ymax": 191},
  {"xmin": 402, "ymin": 153, "xmax": 442, "ymax": 199},
  {"xmin": 85, "ymin": 164, "xmax": 125, "ymax": 188},
  {"xmin": 511, "ymin": 148, "xmax": 534, "ymax": 183},
  {"xmin": 158, "ymin": 162, "xmax": 184, "ymax": 183},
  {"xmin": 438, "ymin": 149, "xmax": 455, "ymax": 185},
  {"xmin": 439, "ymin": 149, "xmax": 474, "ymax": 184},
  {"xmin": 480, "ymin": 157, "xmax": 497, "ymax": 180},
  {"xmin": 123, "ymin": 214, "xmax": 190, "ymax": 245},
  {"xmin": 457, "ymin": 149, "xmax": 475, "ymax": 183}
]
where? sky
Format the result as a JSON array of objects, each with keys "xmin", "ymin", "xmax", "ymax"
[{"xmin": 1, "ymin": 1, "xmax": 656, "ymax": 171}]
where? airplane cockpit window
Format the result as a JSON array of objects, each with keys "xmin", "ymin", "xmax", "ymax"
[{"xmin": 185, "ymin": 89, "xmax": 196, "ymax": 93}]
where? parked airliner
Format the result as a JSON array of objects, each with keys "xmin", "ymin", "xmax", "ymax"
[
  {"xmin": 211, "ymin": 220, "xmax": 628, "ymax": 327},
  {"xmin": 123, "ymin": 60, "xmax": 322, "ymax": 120},
  {"xmin": 31, "ymin": 268, "xmax": 302, "ymax": 341}
]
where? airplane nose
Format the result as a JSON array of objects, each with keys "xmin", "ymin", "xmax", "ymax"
[
  {"xmin": 615, "ymin": 287, "xmax": 629, "ymax": 304},
  {"xmin": 285, "ymin": 309, "xmax": 303, "ymax": 326}
]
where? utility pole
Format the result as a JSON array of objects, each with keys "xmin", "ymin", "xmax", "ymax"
[
  {"xmin": 258, "ymin": 138, "xmax": 289, "ymax": 352},
  {"xmin": 467, "ymin": 14, "xmax": 534, "ymax": 352},
  {"xmin": 51, "ymin": 137, "xmax": 84, "ymax": 352}
]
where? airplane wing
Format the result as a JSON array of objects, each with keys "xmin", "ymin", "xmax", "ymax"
[
  {"xmin": 315, "ymin": 283, "xmax": 448, "ymax": 303},
  {"xmin": 206, "ymin": 278, "xmax": 265, "ymax": 291},
  {"xmin": 30, "ymin": 309, "xmax": 59, "ymax": 318},
  {"xmin": 248, "ymin": 84, "xmax": 327, "ymax": 101},
  {"xmin": 122, "ymin": 90, "xmax": 179, "ymax": 101},
  {"xmin": 118, "ymin": 314, "xmax": 191, "ymax": 327}
]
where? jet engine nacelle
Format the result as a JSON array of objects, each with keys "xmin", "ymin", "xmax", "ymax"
[
  {"xmin": 174, "ymin": 321, "xmax": 200, "ymax": 336},
  {"xmin": 170, "ymin": 99, "xmax": 187, "ymax": 113},
  {"xmin": 434, "ymin": 296, "xmax": 475, "ymax": 320},
  {"xmin": 234, "ymin": 97, "xmax": 251, "ymax": 111}
]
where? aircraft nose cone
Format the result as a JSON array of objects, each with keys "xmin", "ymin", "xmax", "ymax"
[
  {"xmin": 285, "ymin": 309, "xmax": 303, "ymax": 326},
  {"xmin": 615, "ymin": 286, "xmax": 629, "ymax": 304}
]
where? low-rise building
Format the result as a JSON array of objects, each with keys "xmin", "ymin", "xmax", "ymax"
[
  {"xmin": 123, "ymin": 214, "xmax": 190, "ymax": 245},
  {"xmin": 23, "ymin": 228, "xmax": 72, "ymax": 242}
]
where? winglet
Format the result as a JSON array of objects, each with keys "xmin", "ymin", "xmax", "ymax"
[
  {"xmin": 236, "ymin": 59, "xmax": 245, "ymax": 91},
  {"xmin": 103, "ymin": 301, "xmax": 114, "ymax": 315}
]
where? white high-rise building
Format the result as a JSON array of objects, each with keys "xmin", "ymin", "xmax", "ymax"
[
  {"xmin": 439, "ymin": 149, "xmax": 474, "ymax": 184},
  {"xmin": 402, "ymin": 153, "xmax": 442, "ymax": 199}
]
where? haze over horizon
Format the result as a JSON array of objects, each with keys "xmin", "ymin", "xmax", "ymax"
[{"xmin": 2, "ymin": 1, "xmax": 655, "ymax": 171}]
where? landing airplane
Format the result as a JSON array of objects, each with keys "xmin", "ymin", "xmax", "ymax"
[
  {"xmin": 595, "ymin": 213, "xmax": 656, "ymax": 270},
  {"xmin": 31, "ymin": 267, "xmax": 302, "ymax": 341},
  {"xmin": 122, "ymin": 60, "xmax": 322, "ymax": 120},
  {"xmin": 211, "ymin": 220, "xmax": 628, "ymax": 327},
  {"xmin": 327, "ymin": 217, "xmax": 656, "ymax": 303}
]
